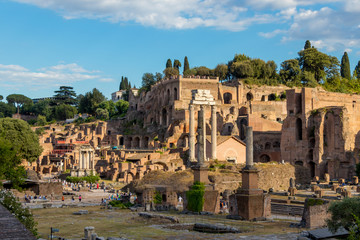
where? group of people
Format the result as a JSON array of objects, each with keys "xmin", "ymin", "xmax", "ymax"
[
  {"xmin": 24, "ymin": 194, "xmax": 47, "ymax": 202},
  {"xmin": 61, "ymin": 195, "xmax": 82, "ymax": 202}
]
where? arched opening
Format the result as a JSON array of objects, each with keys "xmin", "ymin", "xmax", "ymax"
[
  {"xmin": 268, "ymin": 94, "xmax": 276, "ymax": 101},
  {"xmin": 260, "ymin": 154, "xmax": 271, "ymax": 163},
  {"xmin": 126, "ymin": 172, "xmax": 134, "ymax": 183},
  {"xmin": 230, "ymin": 107, "xmax": 235, "ymax": 114},
  {"xmin": 265, "ymin": 142, "xmax": 271, "ymax": 150},
  {"xmin": 296, "ymin": 118, "xmax": 302, "ymax": 140},
  {"xmin": 261, "ymin": 95, "xmax": 266, "ymax": 101},
  {"xmin": 239, "ymin": 118, "xmax": 248, "ymax": 140},
  {"xmin": 133, "ymin": 137, "xmax": 140, "ymax": 148},
  {"xmin": 78, "ymin": 133, "xmax": 82, "ymax": 140},
  {"xmin": 295, "ymin": 160, "xmax": 303, "ymax": 166},
  {"xmin": 246, "ymin": 92, "xmax": 253, "ymax": 101},
  {"xmin": 162, "ymin": 108, "xmax": 167, "ymax": 126},
  {"xmin": 119, "ymin": 137, "xmax": 124, "ymax": 146},
  {"xmin": 167, "ymin": 89, "xmax": 170, "ymax": 102},
  {"xmin": 309, "ymin": 161, "xmax": 316, "ymax": 178},
  {"xmin": 174, "ymin": 88, "xmax": 178, "ymax": 100},
  {"xmin": 227, "ymin": 125, "xmax": 232, "ymax": 134},
  {"xmin": 239, "ymin": 107, "xmax": 248, "ymax": 115},
  {"xmin": 223, "ymin": 92, "xmax": 232, "ymax": 104},
  {"xmin": 273, "ymin": 141, "xmax": 280, "ymax": 149},
  {"xmin": 126, "ymin": 137, "xmax": 132, "ymax": 149},
  {"xmin": 143, "ymin": 136, "xmax": 149, "ymax": 148}
]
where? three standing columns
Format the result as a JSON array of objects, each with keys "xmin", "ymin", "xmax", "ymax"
[{"xmin": 188, "ymin": 104, "xmax": 217, "ymax": 162}]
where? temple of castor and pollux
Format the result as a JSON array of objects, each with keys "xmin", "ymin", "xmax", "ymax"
[{"xmin": 28, "ymin": 75, "xmax": 360, "ymax": 187}]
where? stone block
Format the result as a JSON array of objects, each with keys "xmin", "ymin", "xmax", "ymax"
[
  {"xmin": 331, "ymin": 184, "xmax": 339, "ymax": 192},
  {"xmin": 336, "ymin": 187, "xmax": 345, "ymax": 194},
  {"xmin": 288, "ymin": 187, "xmax": 297, "ymax": 196},
  {"xmin": 315, "ymin": 189, "xmax": 324, "ymax": 198},
  {"xmin": 324, "ymin": 173, "xmax": 330, "ymax": 183},
  {"xmin": 353, "ymin": 176, "xmax": 359, "ymax": 185},
  {"xmin": 341, "ymin": 190, "xmax": 352, "ymax": 198},
  {"xmin": 311, "ymin": 185, "xmax": 320, "ymax": 192}
]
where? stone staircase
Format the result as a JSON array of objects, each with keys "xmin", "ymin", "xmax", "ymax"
[{"xmin": 271, "ymin": 203, "xmax": 304, "ymax": 216}]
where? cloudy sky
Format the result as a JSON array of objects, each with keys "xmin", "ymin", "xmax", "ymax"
[{"xmin": 0, "ymin": 0, "xmax": 359, "ymax": 99}]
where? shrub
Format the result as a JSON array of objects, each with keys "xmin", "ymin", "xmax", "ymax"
[
  {"xmin": 153, "ymin": 191, "xmax": 162, "ymax": 204},
  {"xmin": 109, "ymin": 200, "xmax": 134, "ymax": 209},
  {"xmin": 307, "ymin": 198, "xmax": 324, "ymax": 206},
  {"xmin": 186, "ymin": 181, "xmax": 205, "ymax": 212}
]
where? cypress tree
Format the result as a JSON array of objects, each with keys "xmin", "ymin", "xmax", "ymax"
[
  {"xmin": 119, "ymin": 76, "xmax": 124, "ymax": 90},
  {"xmin": 184, "ymin": 56, "xmax": 189, "ymax": 74},
  {"xmin": 341, "ymin": 52, "xmax": 351, "ymax": 80},
  {"xmin": 304, "ymin": 40, "xmax": 311, "ymax": 49},
  {"xmin": 354, "ymin": 61, "xmax": 360, "ymax": 79},
  {"xmin": 166, "ymin": 59, "xmax": 172, "ymax": 69}
]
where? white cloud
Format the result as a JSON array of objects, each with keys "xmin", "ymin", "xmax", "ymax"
[
  {"xmin": 10, "ymin": 0, "xmax": 360, "ymax": 52},
  {"xmin": 0, "ymin": 63, "xmax": 103, "ymax": 91}
]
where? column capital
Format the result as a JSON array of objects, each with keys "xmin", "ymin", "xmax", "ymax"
[{"xmin": 189, "ymin": 104, "xmax": 194, "ymax": 110}]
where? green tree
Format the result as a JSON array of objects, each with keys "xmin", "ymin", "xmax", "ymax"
[
  {"xmin": 230, "ymin": 60, "xmax": 254, "ymax": 78},
  {"xmin": 301, "ymin": 71, "xmax": 318, "ymax": 87},
  {"xmin": 115, "ymin": 100, "xmax": 129, "ymax": 116},
  {"xmin": 0, "ymin": 118, "xmax": 42, "ymax": 188},
  {"xmin": 141, "ymin": 73, "xmax": 157, "ymax": 92},
  {"xmin": 183, "ymin": 68, "xmax": 197, "ymax": 77},
  {"xmin": 341, "ymin": 52, "xmax": 351, "ymax": 80},
  {"xmin": 36, "ymin": 115, "xmax": 47, "ymax": 126},
  {"xmin": 279, "ymin": 59, "xmax": 301, "ymax": 86},
  {"xmin": 163, "ymin": 67, "xmax": 179, "ymax": 78},
  {"xmin": 166, "ymin": 59, "xmax": 172, "ymax": 69},
  {"xmin": 0, "ymin": 102, "xmax": 16, "ymax": 118},
  {"xmin": 95, "ymin": 108, "xmax": 109, "ymax": 120},
  {"xmin": 0, "ymin": 95, "xmax": 3, "ymax": 101},
  {"xmin": 78, "ymin": 88, "xmax": 106, "ymax": 115},
  {"xmin": 304, "ymin": 40, "xmax": 311, "ymax": 49},
  {"xmin": 98, "ymin": 100, "xmax": 116, "ymax": 117},
  {"xmin": 30, "ymin": 99, "xmax": 53, "ymax": 121},
  {"xmin": 173, "ymin": 59, "xmax": 182, "ymax": 70},
  {"xmin": 54, "ymin": 104, "xmax": 77, "ymax": 120},
  {"xmin": 327, "ymin": 197, "xmax": 360, "ymax": 233},
  {"xmin": 194, "ymin": 66, "xmax": 212, "ymax": 76},
  {"xmin": 6, "ymin": 94, "xmax": 33, "ymax": 114},
  {"xmin": 214, "ymin": 64, "xmax": 228, "ymax": 81},
  {"xmin": 53, "ymin": 86, "xmax": 77, "ymax": 105},
  {"xmin": 298, "ymin": 47, "xmax": 339, "ymax": 82},
  {"xmin": 183, "ymin": 56, "xmax": 190, "ymax": 74},
  {"xmin": 354, "ymin": 61, "xmax": 360, "ymax": 79}
]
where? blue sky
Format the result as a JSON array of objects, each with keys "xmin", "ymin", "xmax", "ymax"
[{"xmin": 0, "ymin": 0, "xmax": 359, "ymax": 100}]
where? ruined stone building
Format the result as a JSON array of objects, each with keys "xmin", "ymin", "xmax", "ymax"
[{"xmin": 281, "ymin": 87, "xmax": 360, "ymax": 179}]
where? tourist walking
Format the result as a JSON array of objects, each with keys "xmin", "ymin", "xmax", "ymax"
[
  {"xmin": 79, "ymin": 195, "xmax": 82, "ymax": 202},
  {"xmin": 62, "ymin": 195, "xmax": 64, "ymax": 201}
]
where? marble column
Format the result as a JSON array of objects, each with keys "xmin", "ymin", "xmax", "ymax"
[
  {"xmin": 245, "ymin": 126, "xmax": 254, "ymax": 168},
  {"xmin": 197, "ymin": 105, "xmax": 206, "ymax": 166},
  {"xmin": 211, "ymin": 105, "xmax": 217, "ymax": 160},
  {"xmin": 189, "ymin": 104, "xmax": 195, "ymax": 161}
]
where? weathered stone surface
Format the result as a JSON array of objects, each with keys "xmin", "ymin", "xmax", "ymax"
[
  {"xmin": 138, "ymin": 212, "xmax": 179, "ymax": 223},
  {"xmin": 0, "ymin": 204, "xmax": 36, "ymax": 240},
  {"xmin": 193, "ymin": 223, "xmax": 241, "ymax": 233},
  {"xmin": 74, "ymin": 209, "xmax": 89, "ymax": 215}
]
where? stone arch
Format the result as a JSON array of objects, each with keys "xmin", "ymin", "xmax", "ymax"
[
  {"xmin": 162, "ymin": 108, "xmax": 167, "ymax": 126},
  {"xmin": 261, "ymin": 95, "xmax": 267, "ymax": 101},
  {"xmin": 223, "ymin": 92, "xmax": 232, "ymax": 104},
  {"xmin": 239, "ymin": 107, "xmax": 248, "ymax": 115},
  {"xmin": 174, "ymin": 87, "xmax": 178, "ymax": 100},
  {"xmin": 143, "ymin": 136, "xmax": 149, "ymax": 148},
  {"xmin": 265, "ymin": 142, "xmax": 271, "ymax": 150},
  {"xmin": 323, "ymin": 112, "xmax": 335, "ymax": 151},
  {"xmin": 273, "ymin": 141, "xmax": 280, "ymax": 149},
  {"xmin": 295, "ymin": 160, "xmax": 303, "ymax": 166},
  {"xmin": 133, "ymin": 137, "xmax": 140, "ymax": 148},
  {"xmin": 126, "ymin": 172, "xmax": 135, "ymax": 183},
  {"xmin": 239, "ymin": 118, "xmax": 248, "ymax": 140},
  {"xmin": 260, "ymin": 154, "xmax": 271, "ymax": 163},
  {"xmin": 296, "ymin": 118, "xmax": 302, "ymax": 140},
  {"xmin": 230, "ymin": 106, "xmax": 235, "ymax": 114},
  {"xmin": 119, "ymin": 137, "xmax": 124, "ymax": 146},
  {"xmin": 154, "ymin": 162, "xmax": 168, "ymax": 171},
  {"xmin": 268, "ymin": 93, "xmax": 276, "ymax": 101},
  {"xmin": 309, "ymin": 161, "xmax": 316, "ymax": 178},
  {"xmin": 246, "ymin": 92, "xmax": 253, "ymax": 101}
]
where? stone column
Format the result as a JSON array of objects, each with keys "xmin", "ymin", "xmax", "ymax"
[
  {"xmin": 197, "ymin": 105, "xmax": 206, "ymax": 166},
  {"xmin": 189, "ymin": 104, "xmax": 195, "ymax": 161},
  {"xmin": 211, "ymin": 105, "xmax": 217, "ymax": 160},
  {"xmin": 245, "ymin": 126, "xmax": 253, "ymax": 168}
]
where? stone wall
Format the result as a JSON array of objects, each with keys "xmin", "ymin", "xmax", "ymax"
[{"xmin": 301, "ymin": 198, "xmax": 330, "ymax": 228}]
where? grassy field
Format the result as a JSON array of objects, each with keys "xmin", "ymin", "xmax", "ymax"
[{"xmin": 32, "ymin": 206, "xmax": 302, "ymax": 240}]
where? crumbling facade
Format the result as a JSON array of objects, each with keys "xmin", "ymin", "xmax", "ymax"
[{"xmin": 281, "ymin": 87, "xmax": 360, "ymax": 179}]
